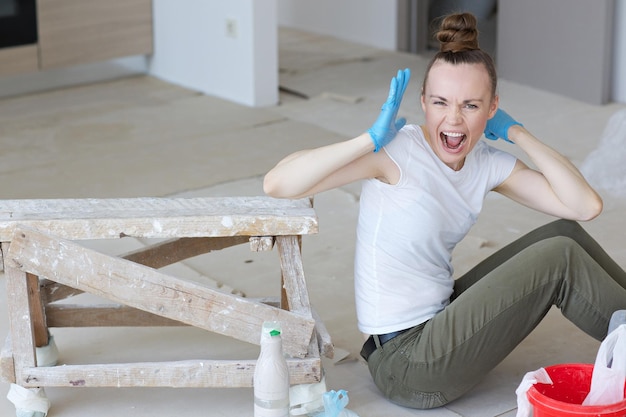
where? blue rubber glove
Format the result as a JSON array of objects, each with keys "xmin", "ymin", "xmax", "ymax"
[
  {"xmin": 320, "ymin": 390, "xmax": 350, "ymax": 417},
  {"xmin": 368, "ymin": 68, "xmax": 410, "ymax": 152},
  {"xmin": 484, "ymin": 108, "xmax": 523, "ymax": 144}
]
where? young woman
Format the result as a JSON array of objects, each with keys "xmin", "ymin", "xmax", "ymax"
[{"xmin": 264, "ymin": 12, "xmax": 626, "ymax": 409}]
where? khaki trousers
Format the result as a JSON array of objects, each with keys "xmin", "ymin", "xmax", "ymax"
[{"xmin": 365, "ymin": 220, "xmax": 626, "ymax": 409}]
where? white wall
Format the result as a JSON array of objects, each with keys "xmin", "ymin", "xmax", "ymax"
[
  {"xmin": 277, "ymin": 0, "xmax": 626, "ymax": 104},
  {"xmin": 149, "ymin": 0, "xmax": 277, "ymax": 107},
  {"xmin": 277, "ymin": 0, "xmax": 399, "ymax": 51},
  {"xmin": 613, "ymin": 0, "xmax": 626, "ymax": 103},
  {"xmin": 1, "ymin": 0, "xmax": 623, "ymax": 104}
]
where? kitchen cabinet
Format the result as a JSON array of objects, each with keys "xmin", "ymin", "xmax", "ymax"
[
  {"xmin": 0, "ymin": 0, "xmax": 152, "ymax": 77},
  {"xmin": 0, "ymin": 45, "xmax": 39, "ymax": 77},
  {"xmin": 37, "ymin": 0, "xmax": 153, "ymax": 69}
]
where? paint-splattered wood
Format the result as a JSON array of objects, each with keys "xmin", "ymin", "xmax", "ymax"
[
  {"xmin": 7, "ymin": 226, "xmax": 316, "ymax": 358},
  {"xmin": 249, "ymin": 236, "xmax": 275, "ymax": 252},
  {"xmin": 123, "ymin": 235, "xmax": 251, "ymax": 269},
  {"xmin": 44, "ymin": 300, "xmax": 334, "ymax": 359},
  {"xmin": 0, "ymin": 335, "xmax": 15, "ymax": 383},
  {"xmin": 45, "ymin": 304, "xmax": 184, "ymax": 327},
  {"xmin": 42, "ymin": 298, "xmax": 290, "ymax": 329},
  {"xmin": 2, "ymin": 243, "xmax": 36, "ymax": 374},
  {"xmin": 0, "ymin": 196, "xmax": 317, "ymax": 241},
  {"xmin": 26, "ymin": 273, "xmax": 49, "ymax": 347},
  {"xmin": 276, "ymin": 236, "xmax": 312, "ymax": 316},
  {"xmin": 312, "ymin": 309, "xmax": 334, "ymax": 359},
  {"xmin": 16, "ymin": 357, "xmax": 321, "ymax": 388},
  {"xmin": 40, "ymin": 235, "xmax": 250, "ymax": 303},
  {"xmin": 41, "ymin": 279, "xmax": 88, "ymax": 304}
]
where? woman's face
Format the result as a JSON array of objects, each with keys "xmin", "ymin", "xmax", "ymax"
[{"xmin": 421, "ymin": 61, "xmax": 498, "ymax": 171}]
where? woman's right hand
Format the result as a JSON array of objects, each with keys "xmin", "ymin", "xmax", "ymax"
[
  {"xmin": 368, "ymin": 68, "xmax": 411, "ymax": 152},
  {"xmin": 264, "ymin": 70, "xmax": 411, "ymax": 199}
]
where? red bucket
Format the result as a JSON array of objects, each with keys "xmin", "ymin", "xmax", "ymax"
[{"xmin": 527, "ymin": 364, "xmax": 626, "ymax": 417}]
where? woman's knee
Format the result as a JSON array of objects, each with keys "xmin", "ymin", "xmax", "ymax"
[
  {"xmin": 527, "ymin": 235, "xmax": 581, "ymax": 261},
  {"xmin": 539, "ymin": 219, "xmax": 584, "ymax": 239}
]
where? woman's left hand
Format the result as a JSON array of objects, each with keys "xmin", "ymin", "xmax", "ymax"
[{"xmin": 484, "ymin": 108, "xmax": 522, "ymax": 143}]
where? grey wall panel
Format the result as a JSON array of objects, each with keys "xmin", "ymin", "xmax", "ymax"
[{"xmin": 497, "ymin": 0, "xmax": 615, "ymax": 104}]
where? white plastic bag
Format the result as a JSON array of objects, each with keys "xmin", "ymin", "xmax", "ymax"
[
  {"xmin": 583, "ymin": 324, "xmax": 626, "ymax": 406},
  {"xmin": 515, "ymin": 368, "xmax": 553, "ymax": 417},
  {"xmin": 289, "ymin": 376, "xmax": 327, "ymax": 415},
  {"xmin": 6, "ymin": 384, "xmax": 50, "ymax": 417}
]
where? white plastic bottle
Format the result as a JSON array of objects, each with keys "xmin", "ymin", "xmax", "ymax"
[{"xmin": 254, "ymin": 321, "xmax": 290, "ymax": 417}]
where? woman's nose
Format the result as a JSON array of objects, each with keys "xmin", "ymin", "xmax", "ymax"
[{"xmin": 446, "ymin": 107, "xmax": 462, "ymax": 124}]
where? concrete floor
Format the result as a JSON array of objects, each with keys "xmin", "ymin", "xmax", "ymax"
[{"xmin": 1, "ymin": 28, "xmax": 626, "ymax": 416}]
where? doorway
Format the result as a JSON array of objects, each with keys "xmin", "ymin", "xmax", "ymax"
[{"xmin": 397, "ymin": 0, "xmax": 498, "ymax": 59}]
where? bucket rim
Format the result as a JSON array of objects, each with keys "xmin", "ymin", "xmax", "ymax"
[{"xmin": 527, "ymin": 363, "xmax": 626, "ymax": 415}]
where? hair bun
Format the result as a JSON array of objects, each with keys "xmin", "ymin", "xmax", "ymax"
[{"xmin": 436, "ymin": 13, "xmax": 479, "ymax": 53}]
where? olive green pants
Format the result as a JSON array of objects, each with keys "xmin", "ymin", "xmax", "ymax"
[{"xmin": 365, "ymin": 220, "xmax": 626, "ymax": 409}]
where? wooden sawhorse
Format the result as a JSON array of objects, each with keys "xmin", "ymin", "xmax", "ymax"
[{"xmin": 0, "ymin": 196, "xmax": 332, "ymax": 415}]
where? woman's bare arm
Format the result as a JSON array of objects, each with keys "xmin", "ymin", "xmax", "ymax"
[{"xmin": 495, "ymin": 125, "xmax": 603, "ymax": 221}]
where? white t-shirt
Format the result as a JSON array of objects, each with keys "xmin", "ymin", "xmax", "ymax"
[{"xmin": 355, "ymin": 125, "xmax": 517, "ymax": 334}]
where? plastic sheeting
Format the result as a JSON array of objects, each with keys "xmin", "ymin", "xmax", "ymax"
[
  {"xmin": 581, "ymin": 109, "xmax": 626, "ymax": 199},
  {"xmin": 7, "ymin": 384, "xmax": 50, "ymax": 417}
]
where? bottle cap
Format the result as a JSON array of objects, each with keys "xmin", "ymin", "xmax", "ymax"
[{"xmin": 262, "ymin": 321, "xmax": 282, "ymax": 338}]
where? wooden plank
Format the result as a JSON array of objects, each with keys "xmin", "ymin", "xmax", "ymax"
[
  {"xmin": 305, "ymin": 324, "xmax": 320, "ymax": 359},
  {"xmin": 7, "ymin": 227, "xmax": 316, "ymax": 358},
  {"xmin": 276, "ymin": 236, "xmax": 312, "ymax": 317},
  {"xmin": 41, "ymin": 279, "xmax": 84, "ymax": 303},
  {"xmin": 41, "ymin": 236, "xmax": 250, "ymax": 303},
  {"xmin": 1, "ymin": 335, "xmax": 15, "ymax": 384},
  {"xmin": 45, "ymin": 298, "xmax": 285, "ymax": 328},
  {"xmin": 312, "ymin": 308, "xmax": 334, "ymax": 359},
  {"xmin": 250, "ymin": 236, "xmax": 275, "ymax": 252},
  {"xmin": 38, "ymin": 0, "xmax": 153, "ymax": 69},
  {"xmin": 3, "ymin": 242, "xmax": 37, "ymax": 371},
  {"xmin": 46, "ymin": 304, "xmax": 184, "ymax": 327},
  {"xmin": 123, "ymin": 236, "xmax": 249, "ymax": 269},
  {"xmin": 16, "ymin": 357, "xmax": 322, "ymax": 388},
  {"xmin": 0, "ymin": 44, "xmax": 39, "ymax": 77},
  {"xmin": 0, "ymin": 196, "xmax": 318, "ymax": 241},
  {"xmin": 27, "ymin": 273, "xmax": 49, "ymax": 347}
]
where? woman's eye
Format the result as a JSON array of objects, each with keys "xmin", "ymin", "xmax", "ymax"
[
  {"xmin": 433, "ymin": 101, "xmax": 446, "ymax": 106},
  {"xmin": 464, "ymin": 103, "xmax": 478, "ymax": 110}
]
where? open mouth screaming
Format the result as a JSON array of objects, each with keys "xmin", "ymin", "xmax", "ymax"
[{"xmin": 440, "ymin": 131, "xmax": 466, "ymax": 150}]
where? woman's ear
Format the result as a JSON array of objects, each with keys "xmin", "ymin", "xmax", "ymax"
[
  {"xmin": 488, "ymin": 95, "xmax": 499, "ymax": 118},
  {"xmin": 420, "ymin": 90, "xmax": 426, "ymax": 112}
]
